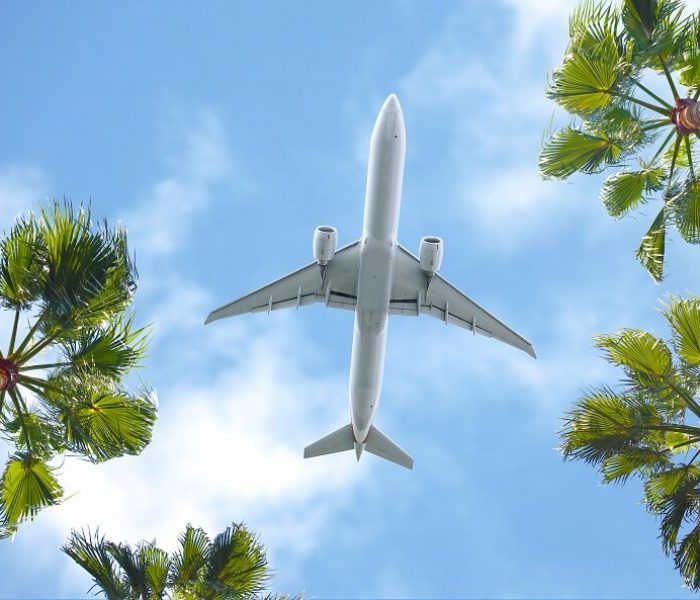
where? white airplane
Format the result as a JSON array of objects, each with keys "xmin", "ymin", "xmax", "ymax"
[{"xmin": 205, "ymin": 94, "xmax": 535, "ymax": 470}]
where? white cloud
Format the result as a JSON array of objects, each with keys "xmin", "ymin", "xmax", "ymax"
[
  {"xmin": 125, "ymin": 108, "xmax": 235, "ymax": 257},
  {"xmin": 0, "ymin": 164, "xmax": 50, "ymax": 231}
]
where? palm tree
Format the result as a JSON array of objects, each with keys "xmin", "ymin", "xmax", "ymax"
[
  {"xmin": 540, "ymin": 0, "xmax": 700, "ymax": 281},
  {"xmin": 0, "ymin": 201, "xmax": 155, "ymax": 537},
  {"xmin": 63, "ymin": 522, "xmax": 281, "ymax": 600},
  {"xmin": 561, "ymin": 296, "xmax": 700, "ymax": 589}
]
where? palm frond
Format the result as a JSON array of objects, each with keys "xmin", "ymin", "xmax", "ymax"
[
  {"xmin": 205, "ymin": 523, "xmax": 270, "ymax": 599},
  {"xmin": 623, "ymin": 0, "xmax": 685, "ymax": 66},
  {"xmin": 171, "ymin": 524, "xmax": 210, "ymax": 592},
  {"xmin": 601, "ymin": 446, "xmax": 670, "ymax": 482},
  {"xmin": 665, "ymin": 297, "xmax": 700, "ymax": 366},
  {"xmin": 601, "ymin": 165, "xmax": 665, "ymax": 217},
  {"xmin": 107, "ymin": 541, "xmax": 148, "ymax": 597},
  {"xmin": 669, "ymin": 177, "xmax": 700, "ymax": 243},
  {"xmin": 57, "ymin": 314, "xmax": 149, "ymax": 380},
  {"xmin": 62, "ymin": 528, "xmax": 128, "ymax": 600},
  {"xmin": 0, "ymin": 452, "xmax": 62, "ymax": 527},
  {"xmin": 540, "ymin": 127, "xmax": 628, "ymax": 179},
  {"xmin": 675, "ymin": 524, "xmax": 700, "ymax": 591},
  {"xmin": 0, "ymin": 215, "xmax": 47, "ymax": 310},
  {"xmin": 140, "ymin": 544, "xmax": 170, "ymax": 600},
  {"xmin": 636, "ymin": 206, "xmax": 667, "ymax": 281},
  {"xmin": 561, "ymin": 387, "xmax": 639, "ymax": 465},
  {"xmin": 595, "ymin": 328, "xmax": 672, "ymax": 379}
]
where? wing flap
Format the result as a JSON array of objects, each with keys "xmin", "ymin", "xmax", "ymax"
[
  {"xmin": 205, "ymin": 240, "xmax": 360, "ymax": 324},
  {"xmin": 390, "ymin": 244, "xmax": 536, "ymax": 358}
]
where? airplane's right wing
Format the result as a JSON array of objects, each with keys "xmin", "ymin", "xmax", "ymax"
[
  {"xmin": 390, "ymin": 244, "xmax": 536, "ymax": 358},
  {"xmin": 205, "ymin": 241, "xmax": 360, "ymax": 324}
]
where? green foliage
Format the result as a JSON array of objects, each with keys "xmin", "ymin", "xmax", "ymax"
[
  {"xmin": 0, "ymin": 200, "xmax": 155, "ymax": 535},
  {"xmin": 63, "ymin": 522, "xmax": 288, "ymax": 600},
  {"xmin": 542, "ymin": 0, "xmax": 700, "ymax": 280},
  {"xmin": 601, "ymin": 166, "xmax": 665, "ymax": 217},
  {"xmin": 561, "ymin": 296, "xmax": 700, "ymax": 590}
]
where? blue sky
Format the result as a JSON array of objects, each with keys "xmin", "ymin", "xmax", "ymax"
[{"xmin": 2, "ymin": 1, "xmax": 700, "ymax": 598}]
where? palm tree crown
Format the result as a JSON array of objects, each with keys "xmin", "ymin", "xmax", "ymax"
[
  {"xmin": 561, "ymin": 296, "xmax": 700, "ymax": 589},
  {"xmin": 0, "ymin": 201, "xmax": 155, "ymax": 537},
  {"xmin": 63, "ymin": 522, "xmax": 278, "ymax": 600},
  {"xmin": 541, "ymin": 0, "xmax": 700, "ymax": 281}
]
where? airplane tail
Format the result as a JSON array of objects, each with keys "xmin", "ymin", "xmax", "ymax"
[{"xmin": 303, "ymin": 423, "xmax": 414, "ymax": 470}]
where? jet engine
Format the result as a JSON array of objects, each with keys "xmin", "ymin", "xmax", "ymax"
[
  {"xmin": 313, "ymin": 226, "xmax": 338, "ymax": 265},
  {"xmin": 419, "ymin": 236, "xmax": 443, "ymax": 276}
]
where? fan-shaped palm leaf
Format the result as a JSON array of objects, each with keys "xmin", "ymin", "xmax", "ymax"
[
  {"xmin": 171, "ymin": 524, "xmax": 210, "ymax": 592},
  {"xmin": 676, "ymin": 524, "xmax": 700, "ymax": 590},
  {"xmin": 205, "ymin": 524, "xmax": 270, "ymax": 599},
  {"xmin": 636, "ymin": 206, "xmax": 667, "ymax": 281},
  {"xmin": 671, "ymin": 177, "xmax": 700, "ymax": 243},
  {"xmin": 0, "ymin": 452, "xmax": 62, "ymax": 526},
  {"xmin": 0, "ymin": 217, "xmax": 46, "ymax": 309},
  {"xmin": 140, "ymin": 544, "xmax": 170, "ymax": 599},
  {"xmin": 666, "ymin": 297, "xmax": 700, "ymax": 367},
  {"xmin": 601, "ymin": 166, "xmax": 665, "ymax": 216},
  {"xmin": 595, "ymin": 329, "xmax": 673, "ymax": 379},
  {"xmin": 62, "ymin": 529, "xmax": 127, "ymax": 600}
]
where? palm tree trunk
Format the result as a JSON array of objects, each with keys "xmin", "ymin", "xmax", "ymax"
[{"xmin": 673, "ymin": 98, "xmax": 700, "ymax": 134}]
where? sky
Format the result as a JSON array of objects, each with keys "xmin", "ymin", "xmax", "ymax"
[{"xmin": 1, "ymin": 1, "xmax": 700, "ymax": 598}]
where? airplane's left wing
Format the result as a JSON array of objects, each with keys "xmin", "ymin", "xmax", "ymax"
[
  {"xmin": 390, "ymin": 244, "xmax": 536, "ymax": 358},
  {"xmin": 205, "ymin": 241, "xmax": 360, "ymax": 324}
]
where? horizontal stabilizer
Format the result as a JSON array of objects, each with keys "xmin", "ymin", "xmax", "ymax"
[
  {"xmin": 304, "ymin": 424, "xmax": 354, "ymax": 459},
  {"xmin": 365, "ymin": 425, "xmax": 414, "ymax": 470}
]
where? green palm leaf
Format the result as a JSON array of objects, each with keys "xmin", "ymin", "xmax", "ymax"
[
  {"xmin": 676, "ymin": 525, "xmax": 700, "ymax": 590},
  {"xmin": 671, "ymin": 178, "xmax": 700, "ymax": 243},
  {"xmin": 666, "ymin": 297, "xmax": 700, "ymax": 366},
  {"xmin": 62, "ymin": 528, "xmax": 128, "ymax": 600},
  {"xmin": 623, "ymin": 0, "xmax": 684, "ymax": 64},
  {"xmin": 0, "ymin": 216, "xmax": 46, "ymax": 309},
  {"xmin": 636, "ymin": 206, "xmax": 667, "ymax": 281},
  {"xmin": 171, "ymin": 524, "xmax": 210, "ymax": 592},
  {"xmin": 140, "ymin": 545, "xmax": 170, "ymax": 599},
  {"xmin": 205, "ymin": 524, "xmax": 270, "ymax": 599},
  {"xmin": 58, "ymin": 314, "xmax": 149, "ymax": 380},
  {"xmin": 0, "ymin": 452, "xmax": 62, "ymax": 527},
  {"xmin": 540, "ymin": 127, "xmax": 628, "ymax": 179},
  {"xmin": 601, "ymin": 165, "xmax": 665, "ymax": 217},
  {"xmin": 561, "ymin": 388, "xmax": 638, "ymax": 464},
  {"xmin": 595, "ymin": 328, "xmax": 673, "ymax": 379},
  {"xmin": 601, "ymin": 446, "xmax": 670, "ymax": 482}
]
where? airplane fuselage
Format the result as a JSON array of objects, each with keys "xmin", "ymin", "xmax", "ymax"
[{"xmin": 350, "ymin": 94, "xmax": 406, "ymax": 443}]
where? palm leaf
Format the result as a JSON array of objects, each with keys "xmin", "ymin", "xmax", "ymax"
[
  {"xmin": 671, "ymin": 178, "xmax": 700, "ymax": 244},
  {"xmin": 171, "ymin": 524, "xmax": 210, "ymax": 592},
  {"xmin": 0, "ymin": 452, "xmax": 62, "ymax": 526},
  {"xmin": 58, "ymin": 314, "xmax": 149, "ymax": 380},
  {"xmin": 540, "ymin": 127, "xmax": 629, "ymax": 179},
  {"xmin": 61, "ymin": 387, "xmax": 157, "ymax": 463},
  {"xmin": 636, "ymin": 206, "xmax": 667, "ymax": 281},
  {"xmin": 107, "ymin": 541, "xmax": 147, "ymax": 596},
  {"xmin": 675, "ymin": 524, "xmax": 700, "ymax": 591},
  {"xmin": 561, "ymin": 388, "xmax": 638, "ymax": 464},
  {"xmin": 140, "ymin": 544, "xmax": 170, "ymax": 599},
  {"xmin": 601, "ymin": 166, "xmax": 665, "ymax": 217},
  {"xmin": 205, "ymin": 523, "xmax": 270, "ymax": 599},
  {"xmin": 595, "ymin": 329, "xmax": 672, "ymax": 379},
  {"xmin": 62, "ymin": 528, "xmax": 128, "ymax": 600},
  {"xmin": 601, "ymin": 446, "xmax": 670, "ymax": 482},
  {"xmin": 665, "ymin": 297, "xmax": 700, "ymax": 366},
  {"xmin": 623, "ymin": 0, "xmax": 684, "ymax": 64},
  {"xmin": 547, "ymin": 46, "xmax": 623, "ymax": 115},
  {"xmin": 0, "ymin": 216, "xmax": 47, "ymax": 309}
]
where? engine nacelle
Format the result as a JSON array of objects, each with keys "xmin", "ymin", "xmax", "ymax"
[
  {"xmin": 313, "ymin": 226, "xmax": 338, "ymax": 265},
  {"xmin": 419, "ymin": 236, "xmax": 443, "ymax": 276}
]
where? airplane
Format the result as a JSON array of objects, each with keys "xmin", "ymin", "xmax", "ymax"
[{"xmin": 205, "ymin": 93, "xmax": 535, "ymax": 470}]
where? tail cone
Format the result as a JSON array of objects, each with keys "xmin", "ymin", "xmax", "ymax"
[{"xmin": 354, "ymin": 442, "xmax": 365, "ymax": 462}]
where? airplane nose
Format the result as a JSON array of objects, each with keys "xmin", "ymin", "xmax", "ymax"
[{"xmin": 384, "ymin": 93, "xmax": 401, "ymax": 113}]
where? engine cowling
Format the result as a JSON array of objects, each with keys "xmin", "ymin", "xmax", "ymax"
[
  {"xmin": 419, "ymin": 236, "xmax": 443, "ymax": 275},
  {"xmin": 313, "ymin": 226, "xmax": 338, "ymax": 265}
]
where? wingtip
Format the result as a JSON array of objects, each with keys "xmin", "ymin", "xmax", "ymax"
[
  {"xmin": 204, "ymin": 313, "xmax": 215, "ymax": 326},
  {"xmin": 528, "ymin": 345, "xmax": 537, "ymax": 359}
]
